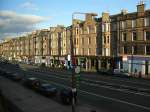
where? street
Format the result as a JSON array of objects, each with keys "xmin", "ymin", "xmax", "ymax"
[{"xmin": 1, "ymin": 63, "xmax": 150, "ymax": 112}]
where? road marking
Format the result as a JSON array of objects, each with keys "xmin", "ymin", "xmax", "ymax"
[
  {"xmin": 34, "ymin": 67, "xmax": 150, "ymax": 87},
  {"xmin": 40, "ymin": 79, "xmax": 150, "ymax": 111},
  {"xmin": 31, "ymin": 68, "xmax": 150, "ymax": 91},
  {"xmin": 81, "ymin": 81, "xmax": 150, "ymax": 97},
  {"xmin": 29, "ymin": 71, "xmax": 150, "ymax": 97}
]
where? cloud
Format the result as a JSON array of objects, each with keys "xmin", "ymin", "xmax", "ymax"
[
  {"xmin": 20, "ymin": 1, "xmax": 39, "ymax": 11},
  {"xmin": 0, "ymin": 10, "xmax": 47, "ymax": 39}
]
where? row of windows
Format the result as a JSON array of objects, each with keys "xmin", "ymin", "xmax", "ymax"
[
  {"xmin": 123, "ymin": 45, "xmax": 150, "ymax": 55},
  {"xmin": 75, "ymin": 26, "xmax": 97, "ymax": 35},
  {"xmin": 103, "ymin": 36, "xmax": 110, "ymax": 44},
  {"xmin": 74, "ymin": 48, "xmax": 94, "ymax": 55},
  {"xmin": 102, "ymin": 23, "xmax": 110, "ymax": 32},
  {"xmin": 74, "ymin": 37, "xmax": 95, "ymax": 45},
  {"xmin": 122, "ymin": 31, "xmax": 150, "ymax": 41},
  {"xmin": 121, "ymin": 17, "xmax": 150, "ymax": 29}
]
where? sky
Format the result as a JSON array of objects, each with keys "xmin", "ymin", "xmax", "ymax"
[{"xmin": 0, "ymin": 0, "xmax": 150, "ymax": 39}]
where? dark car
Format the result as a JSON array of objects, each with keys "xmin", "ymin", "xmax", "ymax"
[
  {"xmin": 60, "ymin": 88, "xmax": 77, "ymax": 104},
  {"xmin": 37, "ymin": 83, "xmax": 57, "ymax": 97},
  {"xmin": 4, "ymin": 71, "xmax": 14, "ymax": 78},
  {"xmin": 0, "ymin": 69, "xmax": 7, "ymax": 76},
  {"xmin": 10, "ymin": 73, "xmax": 23, "ymax": 81},
  {"xmin": 23, "ymin": 77, "xmax": 41, "ymax": 90}
]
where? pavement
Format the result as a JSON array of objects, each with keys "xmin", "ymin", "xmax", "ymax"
[{"xmin": 0, "ymin": 76, "xmax": 102, "ymax": 112}]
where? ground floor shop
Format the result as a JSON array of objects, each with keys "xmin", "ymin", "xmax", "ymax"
[{"xmin": 122, "ymin": 55, "xmax": 150, "ymax": 77}]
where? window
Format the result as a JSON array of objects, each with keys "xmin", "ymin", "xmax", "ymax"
[
  {"xmin": 144, "ymin": 18, "xmax": 150, "ymax": 26},
  {"xmin": 107, "ymin": 36, "xmax": 110, "ymax": 43},
  {"xmin": 145, "ymin": 31, "xmax": 150, "ymax": 40},
  {"xmin": 81, "ymin": 38, "xmax": 84, "ymax": 45},
  {"xmin": 102, "ymin": 24, "xmax": 105, "ymax": 32},
  {"xmin": 88, "ymin": 48, "xmax": 91, "ymax": 55},
  {"xmin": 76, "ymin": 38, "xmax": 78, "ymax": 45},
  {"xmin": 132, "ymin": 20, "xmax": 136, "ymax": 28},
  {"xmin": 132, "ymin": 46, "xmax": 137, "ymax": 54},
  {"xmin": 105, "ymin": 23, "xmax": 109, "ymax": 32},
  {"xmin": 76, "ymin": 48, "xmax": 78, "ymax": 55},
  {"xmin": 82, "ymin": 48, "xmax": 84, "ymax": 55},
  {"xmin": 94, "ymin": 26, "xmax": 97, "ymax": 33},
  {"xmin": 106, "ymin": 48, "xmax": 110, "ymax": 56},
  {"xmin": 87, "ymin": 27, "xmax": 90, "ymax": 34},
  {"xmin": 123, "ymin": 46, "xmax": 127, "ymax": 54},
  {"xmin": 132, "ymin": 32, "xmax": 137, "ymax": 41},
  {"xmin": 121, "ymin": 21, "xmax": 126, "ymax": 29},
  {"xmin": 76, "ymin": 28, "xmax": 79, "ymax": 35},
  {"xmin": 103, "ymin": 36, "xmax": 106, "ymax": 44},
  {"xmin": 102, "ymin": 23, "xmax": 110, "ymax": 32},
  {"xmin": 112, "ymin": 23, "xmax": 117, "ymax": 31},
  {"xmin": 74, "ymin": 38, "xmax": 76, "ymax": 45},
  {"xmin": 80, "ymin": 28, "xmax": 83, "ymax": 34},
  {"xmin": 122, "ymin": 33, "xmax": 127, "ymax": 41},
  {"xmin": 146, "ymin": 45, "xmax": 150, "ymax": 55},
  {"xmin": 88, "ymin": 37, "xmax": 91, "ymax": 44}
]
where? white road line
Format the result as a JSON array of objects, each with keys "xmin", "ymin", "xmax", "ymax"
[
  {"xmin": 40, "ymin": 79, "xmax": 150, "ymax": 111},
  {"xmin": 36, "ymin": 67, "xmax": 150, "ymax": 87},
  {"xmin": 30, "ymin": 71, "xmax": 150, "ymax": 97},
  {"xmin": 34, "ymin": 69, "xmax": 150, "ymax": 91},
  {"xmin": 81, "ymin": 81, "xmax": 150, "ymax": 97}
]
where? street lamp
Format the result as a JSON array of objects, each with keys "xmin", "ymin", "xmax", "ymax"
[{"xmin": 71, "ymin": 12, "xmax": 87, "ymax": 112}]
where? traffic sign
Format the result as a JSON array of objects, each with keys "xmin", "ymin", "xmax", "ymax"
[{"xmin": 75, "ymin": 66, "xmax": 80, "ymax": 74}]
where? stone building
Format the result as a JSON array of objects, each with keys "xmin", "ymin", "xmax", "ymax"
[
  {"xmin": 117, "ymin": 2, "xmax": 150, "ymax": 76},
  {"xmin": 50, "ymin": 25, "xmax": 67, "ymax": 67},
  {"xmin": 0, "ymin": 2, "xmax": 150, "ymax": 77},
  {"xmin": 72, "ymin": 13, "xmax": 101, "ymax": 71}
]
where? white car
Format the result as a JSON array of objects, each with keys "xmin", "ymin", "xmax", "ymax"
[{"xmin": 113, "ymin": 69, "xmax": 130, "ymax": 77}]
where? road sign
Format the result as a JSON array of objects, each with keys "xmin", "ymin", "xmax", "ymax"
[{"xmin": 75, "ymin": 66, "xmax": 80, "ymax": 74}]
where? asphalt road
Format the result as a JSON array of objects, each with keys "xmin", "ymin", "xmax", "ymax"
[{"xmin": 1, "ymin": 62, "xmax": 150, "ymax": 112}]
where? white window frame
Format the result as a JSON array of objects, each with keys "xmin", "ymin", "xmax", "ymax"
[
  {"xmin": 132, "ymin": 20, "xmax": 136, "ymax": 28},
  {"xmin": 144, "ymin": 18, "xmax": 149, "ymax": 26},
  {"xmin": 107, "ymin": 36, "xmax": 110, "ymax": 44},
  {"xmin": 80, "ymin": 28, "xmax": 83, "ymax": 34},
  {"xmin": 76, "ymin": 48, "xmax": 78, "ymax": 55},
  {"xmin": 145, "ymin": 45, "xmax": 146, "ymax": 55},
  {"xmin": 121, "ymin": 21, "xmax": 125, "ymax": 29},
  {"xmin": 87, "ymin": 26, "xmax": 90, "ymax": 34},
  {"xmin": 102, "ymin": 24, "xmax": 105, "ymax": 32},
  {"xmin": 88, "ymin": 48, "xmax": 91, "ymax": 55},
  {"xmin": 94, "ymin": 26, "xmax": 97, "ymax": 33},
  {"xmin": 105, "ymin": 23, "xmax": 109, "ymax": 32},
  {"xmin": 132, "ymin": 32, "xmax": 136, "ymax": 41},
  {"xmin": 106, "ymin": 48, "xmax": 110, "ymax": 56},
  {"xmin": 144, "ymin": 31, "xmax": 146, "ymax": 40}
]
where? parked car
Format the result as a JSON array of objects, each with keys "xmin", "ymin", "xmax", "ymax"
[
  {"xmin": 37, "ymin": 83, "xmax": 57, "ymax": 97},
  {"xmin": 113, "ymin": 69, "xmax": 130, "ymax": 78},
  {"xmin": 4, "ymin": 71, "xmax": 14, "ymax": 78},
  {"xmin": 10, "ymin": 73, "xmax": 23, "ymax": 81},
  {"xmin": 60, "ymin": 88, "xmax": 77, "ymax": 104},
  {"xmin": 0, "ymin": 69, "xmax": 7, "ymax": 76},
  {"xmin": 23, "ymin": 77, "xmax": 41, "ymax": 90}
]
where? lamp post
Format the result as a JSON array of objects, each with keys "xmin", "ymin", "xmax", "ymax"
[{"xmin": 71, "ymin": 12, "xmax": 87, "ymax": 112}]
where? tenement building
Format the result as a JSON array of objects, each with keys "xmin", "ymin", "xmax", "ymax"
[
  {"xmin": 72, "ymin": 13, "xmax": 101, "ymax": 71},
  {"xmin": 0, "ymin": 2, "xmax": 150, "ymax": 77},
  {"xmin": 118, "ymin": 3, "xmax": 150, "ymax": 76}
]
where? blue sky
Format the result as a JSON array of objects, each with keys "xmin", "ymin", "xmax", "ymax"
[{"xmin": 0, "ymin": 0, "xmax": 150, "ymax": 39}]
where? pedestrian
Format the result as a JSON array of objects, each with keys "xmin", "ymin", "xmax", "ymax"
[
  {"xmin": 139, "ymin": 71, "xmax": 142, "ymax": 78},
  {"xmin": 134, "ymin": 68, "xmax": 137, "ymax": 77}
]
